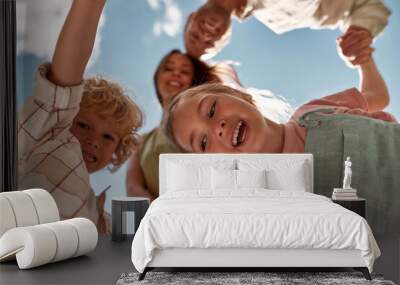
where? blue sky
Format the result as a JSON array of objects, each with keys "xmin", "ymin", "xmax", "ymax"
[{"xmin": 16, "ymin": 0, "xmax": 400, "ymax": 212}]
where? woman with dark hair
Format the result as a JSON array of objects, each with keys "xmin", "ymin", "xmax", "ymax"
[{"xmin": 126, "ymin": 49, "xmax": 222, "ymax": 201}]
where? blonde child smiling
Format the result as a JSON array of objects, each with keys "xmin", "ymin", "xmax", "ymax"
[
  {"xmin": 164, "ymin": 27, "xmax": 399, "ymax": 235},
  {"xmin": 18, "ymin": 0, "xmax": 142, "ymax": 234}
]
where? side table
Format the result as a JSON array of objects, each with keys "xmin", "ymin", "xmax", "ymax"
[
  {"xmin": 332, "ymin": 198, "xmax": 366, "ymax": 218},
  {"xmin": 112, "ymin": 197, "xmax": 150, "ymax": 242}
]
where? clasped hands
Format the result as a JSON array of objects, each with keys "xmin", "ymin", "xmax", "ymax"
[{"xmin": 337, "ymin": 25, "xmax": 374, "ymax": 68}]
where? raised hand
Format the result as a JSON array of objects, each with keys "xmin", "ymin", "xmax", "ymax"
[
  {"xmin": 49, "ymin": 0, "xmax": 106, "ymax": 86},
  {"xmin": 337, "ymin": 25, "xmax": 374, "ymax": 68}
]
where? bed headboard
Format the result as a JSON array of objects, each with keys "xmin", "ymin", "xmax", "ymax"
[{"xmin": 159, "ymin": 154, "xmax": 314, "ymax": 195}]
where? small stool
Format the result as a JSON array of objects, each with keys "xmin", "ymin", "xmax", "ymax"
[{"xmin": 111, "ymin": 197, "xmax": 149, "ymax": 242}]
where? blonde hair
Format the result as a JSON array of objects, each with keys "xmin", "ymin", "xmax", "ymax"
[
  {"xmin": 163, "ymin": 83, "xmax": 255, "ymax": 152},
  {"xmin": 80, "ymin": 76, "xmax": 143, "ymax": 171},
  {"xmin": 163, "ymin": 83, "xmax": 293, "ymax": 152}
]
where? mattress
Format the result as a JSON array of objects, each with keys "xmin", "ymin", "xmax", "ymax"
[{"xmin": 131, "ymin": 190, "xmax": 380, "ymax": 273}]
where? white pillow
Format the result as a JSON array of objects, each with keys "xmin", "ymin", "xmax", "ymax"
[
  {"xmin": 238, "ymin": 159, "xmax": 309, "ymax": 192},
  {"xmin": 211, "ymin": 169, "xmax": 268, "ymax": 190},
  {"xmin": 236, "ymin": 169, "xmax": 267, "ymax": 189},
  {"xmin": 266, "ymin": 162, "xmax": 308, "ymax": 191},
  {"xmin": 167, "ymin": 162, "xmax": 211, "ymax": 192},
  {"xmin": 211, "ymin": 168, "xmax": 237, "ymax": 190}
]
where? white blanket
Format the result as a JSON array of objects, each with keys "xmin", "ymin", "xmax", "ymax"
[{"xmin": 131, "ymin": 190, "xmax": 380, "ymax": 273}]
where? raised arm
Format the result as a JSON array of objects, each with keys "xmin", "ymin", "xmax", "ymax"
[
  {"xmin": 48, "ymin": 0, "xmax": 106, "ymax": 86},
  {"xmin": 126, "ymin": 152, "xmax": 156, "ymax": 202},
  {"xmin": 337, "ymin": 27, "xmax": 389, "ymax": 112},
  {"xmin": 358, "ymin": 58, "xmax": 389, "ymax": 112}
]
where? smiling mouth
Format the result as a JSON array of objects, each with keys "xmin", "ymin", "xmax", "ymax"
[
  {"xmin": 83, "ymin": 151, "xmax": 97, "ymax": 163},
  {"xmin": 167, "ymin": 80, "xmax": 183, "ymax": 88},
  {"xmin": 232, "ymin": 120, "xmax": 247, "ymax": 147}
]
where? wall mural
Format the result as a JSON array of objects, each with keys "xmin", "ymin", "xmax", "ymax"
[{"xmin": 16, "ymin": 0, "xmax": 400, "ymax": 234}]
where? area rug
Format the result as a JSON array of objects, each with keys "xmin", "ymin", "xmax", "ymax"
[{"xmin": 116, "ymin": 271, "xmax": 396, "ymax": 285}]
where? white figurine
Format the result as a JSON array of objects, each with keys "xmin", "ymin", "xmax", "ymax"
[{"xmin": 343, "ymin": 156, "xmax": 352, "ymax": 189}]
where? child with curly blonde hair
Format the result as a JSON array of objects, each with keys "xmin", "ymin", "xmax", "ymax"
[
  {"xmin": 18, "ymin": 0, "xmax": 142, "ymax": 234},
  {"xmin": 76, "ymin": 77, "xmax": 142, "ymax": 172}
]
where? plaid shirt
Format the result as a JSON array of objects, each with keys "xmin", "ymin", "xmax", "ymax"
[{"xmin": 18, "ymin": 63, "xmax": 99, "ymax": 225}]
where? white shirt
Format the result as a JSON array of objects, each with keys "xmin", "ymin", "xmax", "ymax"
[{"xmin": 237, "ymin": 0, "xmax": 390, "ymax": 36}]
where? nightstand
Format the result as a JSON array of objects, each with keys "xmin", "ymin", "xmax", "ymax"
[
  {"xmin": 112, "ymin": 197, "xmax": 150, "ymax": 242},
  {"xmin": 332, "ymin": 198, "xmax": 366, "ymax": 218}
]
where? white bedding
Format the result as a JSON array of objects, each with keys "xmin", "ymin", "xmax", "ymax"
[{"xmin": 131, "ymin": 190, "xmax": 380, "ymax": 273}]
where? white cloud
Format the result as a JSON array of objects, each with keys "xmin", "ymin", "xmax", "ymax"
[
  {"xmin": 16, "ymin": 0, "xmax": 105, "ymax": 68},
  {"xmin": 147, "ymin": 0, "xmax": 182, "ymax": 37},
  {"xmin": 147, "ymin": 0, "xmax": 160, "ymax": 10},
  {"xmin": 88, "ymin": 13, "xmax": 105, "ymax": 69}
]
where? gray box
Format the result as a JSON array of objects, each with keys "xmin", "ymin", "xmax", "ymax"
[{"xmin": 112, "ymin": 197, "xmax": 149, "ymax": 242}]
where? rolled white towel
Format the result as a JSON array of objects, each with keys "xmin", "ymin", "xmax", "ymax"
[
  {"xmin": 24, "ymin": 189, "xmax": 60, "ymax": 224},
  {"xmin": 65, "ymin": 218, "xmax": 98, "ymax": 257},
  {"xmin": 0, "ymin": 189, "xmax": 60, "ymax": 238},
  {"xmin": 0, "ymin": 225, "xmax": 57, "ymax": 267},
  {"xmin": 42, "ymin": 221, "xmax": 79, "ymax": 262},
  {"xmin": 0, "ymin": 218, "xmax": 98, "ymax": 269},
  {"xmin": 0, "ymin": 196, "xmax": 17, "ymax": 237},
  {"xmin": 0, "ymin": 191, "xmax": 39, "ymax": 228}
]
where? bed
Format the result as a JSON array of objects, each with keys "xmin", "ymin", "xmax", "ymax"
[{"xmin": 131, "ymin": 154, "xmax": 380, "ymax": 281}]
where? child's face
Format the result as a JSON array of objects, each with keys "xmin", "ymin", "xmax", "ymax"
[
  {"xmin": 70, "ymin": 110, "xmax": 120, "ymax": 173},
  {"xmin": 185, "ymin": 5, "xmax": 231, "ymax": 58},
  {"xmin": 171, "ymin": 92, "xmax": 278, "ymax": 153},
  {"xmin": 157, "ymin": 53, "xmax": 194, "ymax": 106}
]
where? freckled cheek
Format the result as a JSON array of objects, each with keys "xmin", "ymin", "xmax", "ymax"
[
  {"xmin": 108, "ymin": 141, "xmax": 118, "ymax": 152},
  {"xmin": 99, "ymin": 141, "xmax": 112, "ymax": 152},
  {"xmin": 104, "ymin": 148, "xmax": 116, "ymax": 164}
]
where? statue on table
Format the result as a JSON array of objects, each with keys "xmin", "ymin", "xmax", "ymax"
[
  {"xmin": 332, "ymin": 157, "xmax": 357, "ymax": 199},
  {"xmin": 343, "ymin": 156, "xmax": 352, "ymax": 189}
]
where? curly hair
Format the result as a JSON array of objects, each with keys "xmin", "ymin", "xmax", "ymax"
[{"xmin": 80, "ymin": 77, "xmax": 143, "ymax": 171}]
